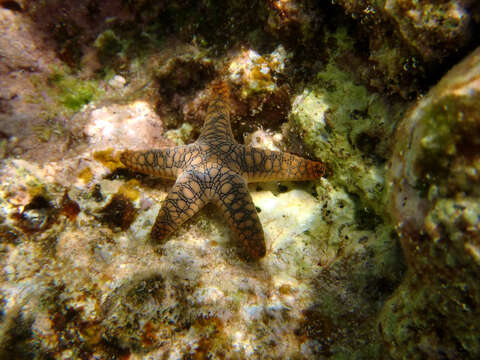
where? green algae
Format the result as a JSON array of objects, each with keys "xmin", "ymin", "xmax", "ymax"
[
  {"xmin": 288, "ymin": 25, "xmax": 407, "ymax": 219},
  {"xmin": 381, "ymin": 47, "xmax": 480, "ymax": 359},
  {"xmin": 94, "ymin": 29, "xmax": 128, "ymax": 65},
  {"xmin": 413, "ymin": 95, "xmax": 479, "ymax": 198},
  {"xmin": 284, "ymin": 26, "xmax": 410, "ymax": 358},
  {"xmin": 290, "ymin": 77, "xmax": 392, "ymax": 214},
  {"xmin": 47, "ymin": 70, "xmax": 101, "ymax": 112},
  {"xmin": 29, "ymin": 67, "xmax": 102, "ymax": 118},
  {"xmin": 31, "ymin": 118, "xmax": 67, "ymax": 142}
]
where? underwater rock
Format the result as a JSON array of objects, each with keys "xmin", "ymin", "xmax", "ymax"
[
  {"xmin": 288, "ymin": 59, "xmax": 403, "ymax": 214},
  {"xmin": 102, "ymin": 272, "xmax": 167, "ymax": 352},
  {"xmin": 338, "ymin": 0, "xmax": 476, "ymax": 63},
  {"xmin": 226, "ymin": 45, "xmax": 293, "ymax": 136},
  {"xmin": 244, "ymin": 128, "xmax": 284, "ymax": 152},
  {"xmin": 98, "ymin": 194, "xmax": 137, "ymax": 231},
  {"xmin": 384, "ymin": 0, "xmax": 474, "ymax": 62},
  {"xmin": 0, "ymin": 6, "xmax": 57, "ymax": 73},
  {"xmin": 266, "ymin": 0, "xmax": 324, "ymax": 44},
  {"xmin": 335, "ymin": 0, "xmax": 479, "ymax": 97},
  {"xmin": 107, "ymin": 75, "xmax": 126, "ymax": 90},
  {"xmin": 84, "ymin": 101, "xmax": 170, "ymax": 151},
  {"xmin": 0, "ymin": 144, "xmax": 403, "ymax": 358},
  {"xmin": 13, "ymin": 195, "xmax": 56, "ymax": 234},
  {"xmin": 148, "ymin": 43, "xmax": 216, "ymax": 130},
  {"xmin": 382, "ymin": 47, "xmax": 480, "ymax": 359},
  {"xmin": 23, "ymin": 0, "xmax": 133, "ymax": 66},
  {"xmin": 6, "ymin": 0, "xmax": 472, "ymax": 357},
  {"xmin": 228, "ymin": 46, "xmax": 287, "ymax": 99},
  {"xmin": 153, "ymin": 45, "xmax": 215, "ymax": 98},
  {"xmin": 0, "ymin": 6, "xmax": 70, "ymax": 163}
]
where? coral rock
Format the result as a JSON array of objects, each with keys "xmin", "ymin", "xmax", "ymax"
[{"xmin": 382, "ymin": 47, "xmax": 480, "ymax": 359}]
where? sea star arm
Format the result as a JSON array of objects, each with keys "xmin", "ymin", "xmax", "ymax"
[
  {"xmin": 197, "ymin": 82, "xmax": 235, "ymax": 143},
  {"xmin": 238, "ymin": 146, "xmax": 325, "ymax": 182},
  {"xmin": 211, "ymin": 168, "xmax": 266, "ymax": 260},
  {"xmin": 150, "ymin": 169, "xmax": 210, "ymax": 242},
  {"xmin": 120, "ymin": 145, "xmax": 201, "ymax": 180}
]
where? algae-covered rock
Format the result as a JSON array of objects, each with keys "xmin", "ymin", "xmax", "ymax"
[
  {"xmin": 288, "ymin": 45, "xmax": 404, "ymax": 216},
  {"xmin": 384, "ymin": 0, "xmax": 474, "ymax": 62},
  {"xmin": 339, "ymin": 0, "xmax": 476, "ymax": 62},
  {"xmin": 266, "ymin": 0, "xmax": 324, "ymax": 44},
  {"xmin": 0, "ymin": 155, "xmax": 403, "ymax": 358},
  {"xmin": 381, "ymin": 47, "xmax": 480, "ymax": 359},
  {"xmin": 2, "ymin": 0, "xmax": 478, "ymax": 358},
  {"xmin": 335, "ymin": 0, "xmax": 479, "ymax": 96}
]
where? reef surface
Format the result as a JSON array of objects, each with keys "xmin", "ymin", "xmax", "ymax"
[{"xmin": 0, "ymin": 1, "xmax": 479, "ymax": 359}]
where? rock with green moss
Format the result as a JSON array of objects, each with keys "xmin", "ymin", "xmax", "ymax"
[
  {"xmin": 381, "ymin": 46, "xmax": 480, "ymax": 359},
  {"xmin": 288, "ymin": 54, "xmax": 403, "ymax": 215},
  {"xmin": 47, "ymin": 69, "xmax": 102, "ymax": 112}
]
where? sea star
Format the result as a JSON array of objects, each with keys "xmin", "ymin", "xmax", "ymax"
[{"xmin": 120, "ymin": 81, "xmax": 325, "ymax": 260}]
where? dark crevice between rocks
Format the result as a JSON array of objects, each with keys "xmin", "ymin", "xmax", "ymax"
[
  {"xmin": 1, "ymin": 1, "xmax": 22, "ymax": 12},
  {"xmin": 0, "ymin": 312, "xmax": 36, "ymax": 360}
]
